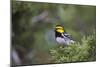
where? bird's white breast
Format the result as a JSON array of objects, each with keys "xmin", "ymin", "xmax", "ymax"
[{"xmin": 56, "ymin": 37, "xmax": 75, "ymax": 45}]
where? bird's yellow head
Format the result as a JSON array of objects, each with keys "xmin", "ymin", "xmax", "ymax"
[{"xmin": 55, "ymin": 25, "xmax": 64, "ymax": 33}]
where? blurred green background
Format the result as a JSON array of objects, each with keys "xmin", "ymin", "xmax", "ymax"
[{"xmin": 11, "ymin": 0, "xmax": 96, "ymax": 66}]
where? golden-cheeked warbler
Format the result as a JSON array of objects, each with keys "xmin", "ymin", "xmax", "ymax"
[{"xmin": 54, "ymin": 25, "xmax": 75, "ymax": 46}]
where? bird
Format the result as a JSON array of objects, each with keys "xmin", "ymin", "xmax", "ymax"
[{"xmin": 54, "ymin": 25, "xmax": 75, "ymax": 46}]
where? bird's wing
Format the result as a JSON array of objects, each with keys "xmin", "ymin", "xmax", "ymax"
[{"xmin": 61, "ymin": 33, "xmax": 73, "ymax": 40}]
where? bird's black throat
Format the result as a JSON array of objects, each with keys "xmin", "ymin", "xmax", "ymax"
[{"xmin": 55, "ymin": 30, "xmax": 63, "ymax": 38}]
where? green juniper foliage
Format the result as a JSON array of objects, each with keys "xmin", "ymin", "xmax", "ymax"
[{"xmin": 50, "ymin": 34, "xmax": 96, "ymax": 63}]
